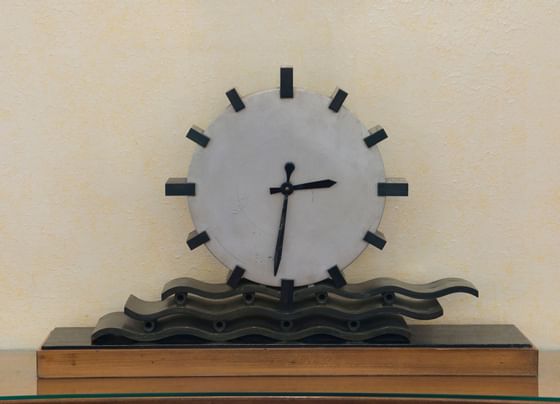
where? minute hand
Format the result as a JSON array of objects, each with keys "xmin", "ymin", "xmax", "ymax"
[
  {"xmin": 273, "ymin": 195, "xmax": 289, "ymax": 276},
  {"xmin": 270, "ymin": 179, "xmax": 336, "ymax": 194}
]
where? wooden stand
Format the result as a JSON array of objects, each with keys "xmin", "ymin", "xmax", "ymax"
[{"xmin": 37, "ymin": 324, "xmax": 538, "ymax": 396}]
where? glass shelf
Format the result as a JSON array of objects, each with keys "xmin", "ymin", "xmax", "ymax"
[{"xmin": 1, "ymin": 392, "xmax": 560, "ymax": 402}]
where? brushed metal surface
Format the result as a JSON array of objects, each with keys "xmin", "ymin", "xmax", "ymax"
[{"xmin": 187, "ymin": 89, "xmax": 385, "ymax": 286}]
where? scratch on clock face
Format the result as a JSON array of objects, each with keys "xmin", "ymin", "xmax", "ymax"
[{"xmin": 232, "ymin": 194, "xmax": 248, "ymax": 215}]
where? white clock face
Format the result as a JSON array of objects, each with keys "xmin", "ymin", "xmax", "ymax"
[{"xmin": 187, "ymin": 89, "xmax": 385, "ymax": 287}]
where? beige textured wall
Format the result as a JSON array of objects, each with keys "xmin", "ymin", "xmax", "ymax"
[{"xmin": 1, "ymin": 1, "xmax": 559, "ymax": 349}]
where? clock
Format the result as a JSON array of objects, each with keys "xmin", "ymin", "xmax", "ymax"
[
  {"xmin": 166, "ymin": 67, "xmax": 408, "ymax": 288},
  {"xmin": 91, "ymin": 67, "xmax": 477, "ymax": 345}
]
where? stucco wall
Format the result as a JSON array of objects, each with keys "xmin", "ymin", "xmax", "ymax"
[{"xmin": 1, "ymin": 0, "xmax": 559, "ymax": 349}]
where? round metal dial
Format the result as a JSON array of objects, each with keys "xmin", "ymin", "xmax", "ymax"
[{"xmin": 187, "ymin": 89, "xmax": 385, "ymax": 287}]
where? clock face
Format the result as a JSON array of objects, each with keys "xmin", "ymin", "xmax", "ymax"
[{"xmin": 187, "ymin": 89, "xmax": 386, "ymax": 287}]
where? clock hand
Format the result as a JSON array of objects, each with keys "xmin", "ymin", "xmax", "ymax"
[
  {"xmin": 285, "ymin": 161, "xmax": 295, "ymax": 182},
  {"xmin": 270, "ymin": 179, "xmax": 336, "ymax": 194},
  {"xmin": 293, "ymin": 179, "xmax": 336, "ymax": 190},
  {"xmin": 273, "ymin": 194, "xmax": 288, "ymax": 276},
  {"xmin": 273, "ymin": 162, "xmax": 295, "ymax": 276}
]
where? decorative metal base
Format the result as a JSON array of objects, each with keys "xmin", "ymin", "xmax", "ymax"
[{"xmin": 92, "ymin": 277, "xmax": 477, "ymax": 345}]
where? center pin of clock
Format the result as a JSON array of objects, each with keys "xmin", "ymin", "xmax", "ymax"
[{"xmin": 280, "ymin": 182, "xmax": 294, "ymax": 195}]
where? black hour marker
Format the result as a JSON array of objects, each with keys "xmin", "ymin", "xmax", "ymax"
[
  {"xmin": 186, "ymin": 126, "xmax": 210, "ymax": 148},
  {"xmin": 227, "ymin": 266, "xmax": 246, "ymax": 288},
  {"xmin": 329, "ymin": 88, "xmax": 348, "ymax": 112},
  {"xmin": 186, "ymin": 230, "xmax": 210, "ymax": 250},
  {"xmin": 225, "ymin": 88, "xmax": 245, "ymax": 112},
  {"xmin": 165, "ymin": 178, "xmax": 195, "ymax": 196},
  {"xmin": 378, "ymin": 181, "xmax": 409, "ymax": 197},
  {"xmin": 280, "ymin": 67, "xmax": 294, "ymax": 98},
  {"xmin": 327, "ymin": 266, "xmax": 347, "ymax": 288},
  {"xmin": 280, "ymin": 279, "xmax": 294, "ymax": 309},
  {"xmin": 364, "ymin": 126, "xmax": 388, "ymax": 148},
  {"xmin": 363, "ymin": 230, "xmax": 386, "ymax": 250}
]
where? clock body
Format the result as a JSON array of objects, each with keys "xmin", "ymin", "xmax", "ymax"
[{"xmin": 187, "ymin": 89, "xmax": 386, "ymax": 287}]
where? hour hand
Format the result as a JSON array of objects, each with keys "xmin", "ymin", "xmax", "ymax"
[
  {"xmin": 293, "ymin": 179, "xmax": 336, "ymax": 191},
  {"xmin": 270, "ymin": 179, "xmax": 336, "ymax": 194}
]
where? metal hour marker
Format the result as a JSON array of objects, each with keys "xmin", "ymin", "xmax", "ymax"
[
  {"xmin": 225, "ymin": 88, "xmax": 245, "ymax": 112},
  {"xmin": 378, "ymin": 181, "xmax": 409, "ymax": 197},
  {"xmin": 329, "ymin": 88, "xmax": 348, "ymax": 112},
  {"xmin": 327, "ymin": 265, "xmax": 347, "ymax": 288},
  {"xmin": 364, "ymin": 126, "xmax": 388, "ymax": 148},
  {"xmin": 165, "ymin": 178, "xmax": 196, "ymax": 196},
  {"xmin": 280, "ymin": 67, "xmax": 294, "ymax": 98},
  {"xmin": 186, "ymin": 126, "xmax": 210, "ymax": 148},
  {"xmin": 280, "ymin": 279, "xmax": 294, "ymax": 309},
  {"xmin": 363, "ymin": 230, "xmax": 386, "ymax": 250},
  {"xmin": 227, "ymin": 266, "xmax": 246, "ymax": 288},
  {"xmin": 186, "ymin": 230, "xmax": 210, "ymax": 250}
]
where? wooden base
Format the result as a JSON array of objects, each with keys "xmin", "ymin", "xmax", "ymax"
[
  {"xmin": 37, "ymin": 375, "xmax": 538, "ymax": 396},
  {"xmin": 37, "ymin": 325, "xmax": 538, "ymax": 396}
]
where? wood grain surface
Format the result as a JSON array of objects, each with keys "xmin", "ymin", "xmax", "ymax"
[
  {"xmin": 37, "ymin": 347, "xmax": 538, "ymax": 379},
  {"xmin": 37, "ymin": 375, "xmax": 538, "ymax": 396},
  {"xmin": 3, "ymin": 351, "xmax": 560, "ymax": 403}
]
